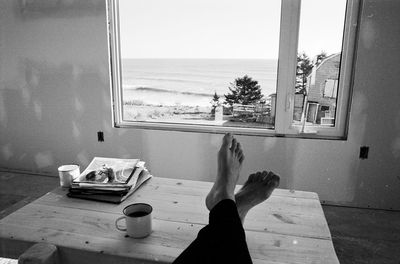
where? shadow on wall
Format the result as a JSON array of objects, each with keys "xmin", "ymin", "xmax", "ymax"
[
  {"xmin": 139, "ymin": 130, "xmax": 216, "ymax": 182},
  {"xmin": 0, "ymin": 0, "xmax": 130, "ymax": 173},
  {"xmin": 0, "ymin": 58, "xmax": 114, "ymax": 173},
  {"xmin": 350, "ymin": 0, "xmax": 400, "ymax": 209}
]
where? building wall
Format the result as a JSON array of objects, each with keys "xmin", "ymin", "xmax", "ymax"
[
  {"xmin": 0, "ymin": 0, "xmax": 399, "ymax": 210},
  {"xmin": 308, "ymin": 54, "xmax": 340, "ymax": 106}
]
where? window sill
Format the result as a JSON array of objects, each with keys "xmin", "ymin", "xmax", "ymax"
[{"xmin": 114, "ymin": 120, "xmax": 347, "ymax": 140}]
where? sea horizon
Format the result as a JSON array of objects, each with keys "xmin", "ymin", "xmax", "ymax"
[{"xmin": 121, "ymin": 58, "xmax": 278, "ymax": 107}]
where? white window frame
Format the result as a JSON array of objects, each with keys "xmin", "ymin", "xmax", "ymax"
[
  {"xmin": 106, "ymin": 0, "xmax": 360, "ymax": 139},
  {"xmin": 323, "ymin": 79, "xmax": 338, "ymax": 98}
]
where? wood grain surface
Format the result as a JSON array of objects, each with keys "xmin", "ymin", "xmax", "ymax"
[{"xmin": 0, "ymin": 177, "xmax": 338, "ymax": 264}]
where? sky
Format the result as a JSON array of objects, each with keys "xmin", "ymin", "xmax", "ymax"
[{"xmin": 119, "ymin": 0, "xmax": 347, "ymax": 59}]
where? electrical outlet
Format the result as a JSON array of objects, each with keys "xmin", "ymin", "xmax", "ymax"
[
  {"xmin": 97, "ymin": 131, "xmax": 104, "ymax": 142},
  {"xmin": 359, "ymin": 146, "xmax": 369, "ymax": 159}
]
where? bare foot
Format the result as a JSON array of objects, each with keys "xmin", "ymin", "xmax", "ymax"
[
  {"xmin": 235, "ymin": 171, "xmax": 280, "ymax": 223},
  {"xmin": 206, "ymin": 133, "xmax": 245, "ymax": 211}
]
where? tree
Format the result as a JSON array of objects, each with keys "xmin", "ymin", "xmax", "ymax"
[
  {"xmin": 224, "ymin": 75, "xmax": 263, "ymax": 106},
  {"xmin": 210, "ymin": 92, "xmax": 221, "ymax": 114},
  {"xmin": 315, "ymin": 51, "xmax": 328, "ymax": 66},
  {"xmin": 296, "ymin": 52, "xmax": 313, "ymax": 94}
]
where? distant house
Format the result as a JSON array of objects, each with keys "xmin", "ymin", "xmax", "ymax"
[
  {"xmin": 273, "ymin": 54, "xmax": 341, "ymax": 126},
  {"xmin": 304, "ymin": 53, "xmax": 341, "ymax": 125},
  {"xmin": 293, "ymin": 92, "xmax": 306, "ymax": 121}
]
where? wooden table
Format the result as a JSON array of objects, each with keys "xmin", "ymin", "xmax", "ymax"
[{"xmin": 0, "ymin": 177, "xmax": 339, "ymax": 264}]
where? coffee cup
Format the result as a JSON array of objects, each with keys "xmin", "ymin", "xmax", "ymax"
[
  {"xmin": 115, "ymin": 203, "xmax": 153, "ymax": 238},
  {"xmin": 58, "ymin": 164, "xmax": 80, "ymax": 188}
]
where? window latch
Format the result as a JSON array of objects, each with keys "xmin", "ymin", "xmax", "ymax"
[{"xmin": 285, "ymin": 93, "xmax": 293, "ymax": 111}]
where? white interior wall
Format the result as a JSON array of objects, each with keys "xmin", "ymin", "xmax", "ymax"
[{"xmin": 0, "ymin": 0, "xmax": 399, "ymax": 210}]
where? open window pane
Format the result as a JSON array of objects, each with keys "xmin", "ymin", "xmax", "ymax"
[
  {"xmin": 118, "ymin": 0, "xmax": 281, "ymax": 129},
  {"xmin": 292, "ymin": 0, "xmax": 347, "ymax": 128}
]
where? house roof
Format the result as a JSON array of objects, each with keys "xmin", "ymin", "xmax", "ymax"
[{"xmin": 313, "ymin": 53, "xmax": 341, "ymax": 72}]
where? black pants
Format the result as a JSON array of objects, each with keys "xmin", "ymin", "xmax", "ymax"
[{"xmin": 173, "ymin": 199, "xmax": 253, "ymax": 264}]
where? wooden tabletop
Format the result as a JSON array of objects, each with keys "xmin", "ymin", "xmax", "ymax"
[{"xmin": 0, "ymin": 177, "xmax": 339, "ymax": 264}]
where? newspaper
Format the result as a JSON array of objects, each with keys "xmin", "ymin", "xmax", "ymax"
[
  {"xmin": 68, "ymin": 157, "xmax": 153, "ymax": 203},
  {"xmin": 72, "ymin": 157, "xmax": 149, "ymax": 189}
]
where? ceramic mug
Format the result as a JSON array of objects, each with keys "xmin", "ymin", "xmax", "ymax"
[
  {"xmin": 58, "ymin": 164, "xmax": 80, "ymax": 188},
  {"xmin": 115, "ymin": 203, "xmax": 153, "ymax": 238}
]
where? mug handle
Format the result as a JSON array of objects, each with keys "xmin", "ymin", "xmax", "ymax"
[{"xmin": 115, "ymin": 216, "xmax": 126, "ymax": 231}]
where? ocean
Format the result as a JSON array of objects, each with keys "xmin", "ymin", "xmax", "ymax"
[{"xmin": 122, "ymin": 59, "xmax": 278, "ymax": 107}]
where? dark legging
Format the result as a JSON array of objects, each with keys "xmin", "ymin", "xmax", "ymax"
[{"xmin": 173, "ymin": 199, "xmax": 253, "ymax": 264}]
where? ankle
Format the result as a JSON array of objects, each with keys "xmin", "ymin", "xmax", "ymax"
[
  {"xmin": 236, "ymin": 206, "xmax": 248, "ymax": 224},
  {"xmin": 217, "ymin": 170, "xmax": 237, "ymax": 190},
  {"xmin": 235, "ymin": 193, "xmax": 251, "ymax": 216},
  {"xmin": 214, "ymin": 175, "xmax": 236, "ymax": 195},
  {"xmin": 214, "ymin": 188, "xmax": 234, "ymax": 203},
  {"xmin": 206, "ymin": 186, "xmax": 234, "ymax": 211}
]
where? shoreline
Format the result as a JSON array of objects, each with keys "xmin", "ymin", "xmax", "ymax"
[
  {"xmin": 123, "ymin": 103, "xmax": 274, "ymax": 129},
  {"xmin": 123, "ymin": 104, "xmax": 212, "ymax": 121}
]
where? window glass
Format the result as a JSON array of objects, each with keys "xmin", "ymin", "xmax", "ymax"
[
  {"xmin": 293, "ymin": 0, "xmax": 347, "ymax": 127},
  {"xmin": 118, "ymin": 0, "xmax": 281, "ymax": 129},
  {"xmin": 110, "ymin": 0, "xmax": 358, "ymax": 138}
]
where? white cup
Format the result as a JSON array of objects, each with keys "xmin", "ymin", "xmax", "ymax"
[
  {"xmin": 115, "ymin": 203, "xmax": 153, "ymax": 238},
  {"xmin": 58, "ymin": 165, "xmax": 80, "ymax": 188}
]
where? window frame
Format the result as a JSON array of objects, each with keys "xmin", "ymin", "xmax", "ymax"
[
  {"xmin": 323, "ymin": 79, "xmax": 338, "ymax": 98},
  {"xmin": 107, "ymin": 0, "xmax": 360, "ymax": 139}
]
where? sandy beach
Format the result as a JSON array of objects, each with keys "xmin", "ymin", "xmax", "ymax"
[
  {"xmin": 123, "ymin": 103, "xmax": 213, "ymax": 122},
  {"xmin": 123, "ymin": 102, "xmax": 274, "ymax": 129}
]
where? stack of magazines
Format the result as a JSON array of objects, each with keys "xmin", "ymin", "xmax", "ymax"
[{"xmin": 67, "ymin": 157, "xmax": 152, "ymax": 203}]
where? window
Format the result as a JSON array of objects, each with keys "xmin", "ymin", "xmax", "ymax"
[
  {"xmin": 107, "ymin": 0, "xmax": 360, "ymax": 139},
  {"xmin": 323, "ymin": 79, "xmax": 338, "ymax": 98}
]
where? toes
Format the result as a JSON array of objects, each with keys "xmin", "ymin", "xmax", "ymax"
[
  {"xmin": 221, "ymin": 133, "xmax": 232, "ymax": 149},
  {"xmin": 237, "ymin": 148, "xmax": 243, "ymax": 157},
  {"xmin": 265, "ymin": 171, "xmax": 280, "ymax": 187},
  {"xmin": 236, "ymin": 143, "xmax": 245, "ymax": 163},
  {"xmin": 255, "ymin": 171, "xmax": 263, "ymax": 181},
  {"xmin": 239, "ymin": 153, "xmax": 245, "ymax": 163},
  {"xmin": 248, "ymin": 173, "xmax": 256, "ymax": 182},
  {"xmin": 230, "ymin": 138, "xmax": 238, "ymax": 152},
  {"xmin": 235, "ymin": 142, "xmax": 242, "ymax": 153},
  {"xmin": 261, "ymin": 171, "xmax": 269, "ymax": 181}
]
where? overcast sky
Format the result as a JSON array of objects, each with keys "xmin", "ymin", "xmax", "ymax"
[{"xmin": 119, "ymin": 0, "xmax": 347, "ymax": 59}]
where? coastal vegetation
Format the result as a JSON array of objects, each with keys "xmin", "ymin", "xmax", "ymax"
[
  {"xmin": 123, "ymin": 52, "xmax": 328, "ymax": 128},
  {"xmin": 224, "ymin": 75, "xmax": 264, "ymax": 107}
]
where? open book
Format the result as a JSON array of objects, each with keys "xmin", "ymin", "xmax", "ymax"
[{"xmin": 67, "ymin": 157, "xmax": 152, "ymax": 203}]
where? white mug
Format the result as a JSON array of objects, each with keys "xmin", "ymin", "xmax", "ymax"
[
  {"xmin": 58, "ymin": 164, "xmax": 80, "ymax": 188},
  {"xmin": 115, "ymin": 203, "xmax": 153, "ymax": 238}
]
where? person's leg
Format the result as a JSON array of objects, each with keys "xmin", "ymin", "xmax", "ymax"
[
  {"xmin": 173, "ymin": 199, "xmax": 250, "ymax": 264},
  {"xmin": 173, "ymin": 173, "xmax": 280, "ymax": 264},
  {"xmin": 173, "ymin": 134, "xmax": 280, "ymax": 264},
  {"xmin": 174, "ymin": 133, "xmax": 245, "ymax": 264}
]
